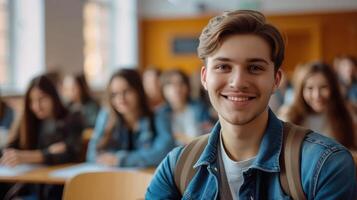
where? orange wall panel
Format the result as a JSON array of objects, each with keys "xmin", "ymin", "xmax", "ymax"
[{"xmin": 141, "ymin": 11, "xmax": 357, "ymax": 77}]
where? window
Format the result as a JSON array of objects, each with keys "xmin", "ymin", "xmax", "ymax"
[
  {"xmin": 0, "ymin": 0, "xmax": 8, "ymax": 87},
  {"xmin": 83, "ymin": 0, "xmax": 139, "ymax": 89},
  {"xmin": 83, "ymin": 0, "xmax": 111, "ymax": 88}
]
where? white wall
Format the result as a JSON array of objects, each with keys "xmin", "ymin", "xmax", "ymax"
[{"xmin": 45, "ymin": 0, "xmax": 84, "ymax": 74}]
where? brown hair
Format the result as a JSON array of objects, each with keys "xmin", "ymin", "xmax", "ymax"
[
  {"xmin": 198, "ymin": 10, "xmax": 285, "ymax": 71},
  {"xmin": 0, "ymin": 95, "xmax": 5, "ymax": 119},
  {"xmin": 73, "ymin": 73, "xmax": 97, "ymax": 104},
  {"xmin": 97, "ymin": 69, "xmax": 152, "ymax": 150},
  {"xmin": 8, "ymin": 75, "xmax": 68, "ymax": 149},
  {"xmin": 285, "ymin": 62, "xmax": 355, "ymax": 148}
]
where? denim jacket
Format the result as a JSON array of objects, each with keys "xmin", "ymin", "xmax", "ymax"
[
  {"xmin": 86, "ymin": 108, "xmax": 175, "ymax": 167},
  {"xmin": 0, "ymin": 102, "xmax": 14, "ymax": 129},
  {"xmin": 146, "ymin": 110, "xmax": 357, "ymax": 200}
]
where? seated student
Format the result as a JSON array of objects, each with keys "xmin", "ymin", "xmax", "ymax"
[
  {"xmin": 62, "ymin": 73, "xmax": 100, "ymax": 128},
  {"xmin": 0, "ymin": 95, "xmax": 14, "ymax": 130},
  {"xmin": 333, "ymin": 55, "xmax": 357, "ymax": 103},
  {"xmin": 0, "ymin": 94, "xmax": 14, "ymax": 149},
  {"xmin": 159, "ymin": 69, "xmax": 214, "ymax": 145},
  {"xmin": 0, "ymin": 75, "xmax": 84, "ymax": 199},
  {"xmin": 86, "ymin": 68, "xmax": 175, "ymax": 167},
  {"xmin": 146, "ymin": 10, "xmax": 356, "ymax": 199},
  {"xmin": 279, "ymin": 62, "xmax": 356, "ymax": 149},
  {"xmin": 143, "ymin": 67, "xmax": 165, "ymax": 111}
]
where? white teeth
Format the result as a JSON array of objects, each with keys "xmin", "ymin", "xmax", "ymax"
[{"xmin": 227, "ymin": 96, "xmax": 250, "ymax": 102}]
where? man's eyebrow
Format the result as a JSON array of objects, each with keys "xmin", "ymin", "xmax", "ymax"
[
  {"xmin": 246, "ymin": 58, "xmax": 270, "ymax": 65},
  {"xmin": 212, "ymin": 57, "xmax": 232, "ymax": 62},
  {"xmin": 212, "ymin": 57, "xmax": 270, "ymax": 65}
]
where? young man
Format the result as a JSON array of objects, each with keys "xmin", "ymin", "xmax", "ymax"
[{"xmin": 146, "ymin": 10, "xmax": 357, "ymax": 199}]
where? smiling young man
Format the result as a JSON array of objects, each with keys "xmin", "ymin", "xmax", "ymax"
[{"xmin": 146, "ymin": 10, "xmax": 357, "ymax": 199}]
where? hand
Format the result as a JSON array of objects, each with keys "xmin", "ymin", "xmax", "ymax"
[
  {"xmin": 0, "ymin": 148, "xmax": 23, "ymax": 167},
  {"xmin": 96, "ymin": 153, "xmax": 119, "ymax": 167},
  {"xmin": 48, "ymin": 142, "xmax": 66, "ymax": 154}
]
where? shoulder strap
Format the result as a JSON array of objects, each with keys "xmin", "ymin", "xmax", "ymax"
[
  {"xmin": 174, "ymin": 134, "xmax": 209, "ymax": 195},
  {"xmin": 280, "ymin": 122, "xmax": 311, "ymax": 200},
  {"xmin": 174, "ymin": 122, "xmax": 311, "ymax": 199}
]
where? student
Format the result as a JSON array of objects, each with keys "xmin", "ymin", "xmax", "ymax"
[
  {"xmin": 159, "ymin": 69, "xmax": 214, "ymax": 145},
  {"xmin": 0, "ymin": 94, "xmax": 14, "ymax": 130},
  {"xmin": 146, "ymin": 10, "xmax": 356, "ymax": 199},
  {"xmin": 333, "ymin": 55, "xmax": 357, "ymax": 103},
  {"xmin": 279, "ymin": 62, "xmax": 356, "ymax": 148},
  {"xmin": 62, "ymin": 73, "xmax": 100, "ymax": 128},
  {"xmin": 86, "ymin": 68, "xmax": 175, "ymax": 167},
  {"xmin": 143, "ymin": 67, "xmax": 165, "ymax": 111},
  {"xmin": 0, "ymin": 75, "xmax": 84, "ymax": 199},
  {"xmin": 0, "ymin": 94, "xmax": 14, "ymax": 149}
]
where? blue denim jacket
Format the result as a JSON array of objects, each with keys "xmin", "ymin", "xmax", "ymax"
[
  {"xmin": 0, "ymin": 102, "xmax": 14, "ymax": 129},
  {"xmin": 86, "ymin": 108, "xmax": 175, "ymax": 167},
  {"xmin": 146, "ymin": 110, "xmax": 357, "ymax": 199}
]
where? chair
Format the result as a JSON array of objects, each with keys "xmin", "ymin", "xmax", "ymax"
[
  {"xmin": 62, "ymin": 170, "xmax": 153, "ymax": 200},
  {"xmin": 79, "ymin": 128, "xmax": 93, "ymax": 162}
]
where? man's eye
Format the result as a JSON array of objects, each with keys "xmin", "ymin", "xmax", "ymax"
[
  {"xmin": 248, "ymin": 65, "xmax": 263, "ymax": 73},
  {"xmin": 215, "ymin": 64, "xmax": 230, "ymax": 71}
]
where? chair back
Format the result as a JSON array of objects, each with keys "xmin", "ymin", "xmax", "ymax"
[{"xmin": 62, "ymin": 170, "xmax": 153, "ymax": 200}]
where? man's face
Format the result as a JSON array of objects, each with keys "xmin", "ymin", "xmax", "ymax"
[{"xmin": 201, "ymin": 34, "xmax": 281, "ymax": 126}]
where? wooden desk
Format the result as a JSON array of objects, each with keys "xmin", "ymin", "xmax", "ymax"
[
  {"xmin": 0, "ymin": 164, "xmax": 156, "ymax": 185},
  {"xmin": 0, "ymin": 164, "xmax": 72, "ymax": 185}
]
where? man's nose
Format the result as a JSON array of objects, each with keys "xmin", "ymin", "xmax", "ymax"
[{"xmin": 229, "ymin": 68, "xmax": 249, "ymax": 90}]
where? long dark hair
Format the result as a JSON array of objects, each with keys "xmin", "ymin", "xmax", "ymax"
[
  {"xmin": 0, "ymin": 94, "xmax": 5, "ymax": 119},
  {"xmin": 285, "ymin": 62, "xmax": 355, "ymax": 148},
  {"xmin": 97, "ymin": 68, "xmax": 152, "ymax": 150},
  {"xmin": 73, "ymin": 73, "xmax": 96, "ymax": 104},
  {"xmin": 8, "ymin": 75, "xmax": 68, "ymax": 149}
]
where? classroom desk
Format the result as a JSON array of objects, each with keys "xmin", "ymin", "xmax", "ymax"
[{"xmin": 0, "ymin": 164, "xmax": 156, "ymax": 185}]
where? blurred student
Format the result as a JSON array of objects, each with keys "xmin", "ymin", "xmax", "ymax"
[
  {"xmin": 279, "ymin": 62, "xmax": 355, "ymax": 149},
  {"xmin": 333, "ymin": 55, "xmax": 357, "ymax": 103},
  {"xmin": 0, "ymin": 75, "xmax": 84, "ymax": 199},
  {"xmin": 62, "ymin": 73, "xmax": 100, "ymax": 128},
  {"xmin": 0, "ymin": 94, "xmax": 14, "ymax": 130},
  {"xmin": 0, "ymin": 94, "xmax": 14, "ymax": 149},
  {"xmin": 268, "ymin": 71, "xmax": 294, "ymax": 113},
  {"xmin": 159, "ymin": 69, "xmax": 214, "ymax": 145},
  {"xmin": 143, "ymin": 67, "xmax": 165, "ymax": 111},
  {"xmin": 86, "ymin": 68, "xmax": 175, "ymax": 167}
]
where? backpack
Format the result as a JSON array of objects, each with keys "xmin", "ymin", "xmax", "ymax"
[{"xmin": 174, "ymin": 122, "xmax": 311, "ymax": 200}]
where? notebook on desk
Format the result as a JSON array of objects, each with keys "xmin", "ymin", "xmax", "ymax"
[
  {"xmin": 49, "ymin": 163, "xmax": 142, "ymax": 179},
  {"xmin": 0, "ymin": 164, "xmax": 42, "ymax": 176}
]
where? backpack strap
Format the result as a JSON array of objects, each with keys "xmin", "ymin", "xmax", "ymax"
[
  {"xmin": 280, "ymin": 122, "xmax": 311, "ymax": 200},
  {"xmin": 174, "ymin": 122, "xmax": 311, "ymax": 199},
  {"xmin": 174, "ymin": 134, "xmax": 209, "ymax": 195}
]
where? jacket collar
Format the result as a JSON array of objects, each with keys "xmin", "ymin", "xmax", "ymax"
[{"xmin": 194, "ymin": 109, "xmax": 283, "ymax": 172}]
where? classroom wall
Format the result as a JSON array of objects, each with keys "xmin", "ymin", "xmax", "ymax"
[
  {"xmin": 140, "ymin": 11, "xmax": 357, "ymax": 77},
  {"xmin": 45, "ymin": 0, "xmax": 84, "ymax": 74}
]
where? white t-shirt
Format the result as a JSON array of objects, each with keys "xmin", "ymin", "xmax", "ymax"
[
  {"xmin": 172, "ymin": 107, "xmax": 200, "ymax": 137},
  {"xmin": 220, "ymin": 134, "xmax": 256, "ymax": 200}
]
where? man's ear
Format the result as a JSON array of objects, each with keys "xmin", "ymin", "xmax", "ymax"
[
  {"xmin": 273, "ymin": 69, "xmax": 282, "ymax": 93},
  {"xmin": 201, "ymin": 66, "xmax": 207, "ymax": 90}
]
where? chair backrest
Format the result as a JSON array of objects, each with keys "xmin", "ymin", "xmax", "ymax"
[{"xmin": 62, "ymin": 170, "xmax": 153, "ymax": 200}]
